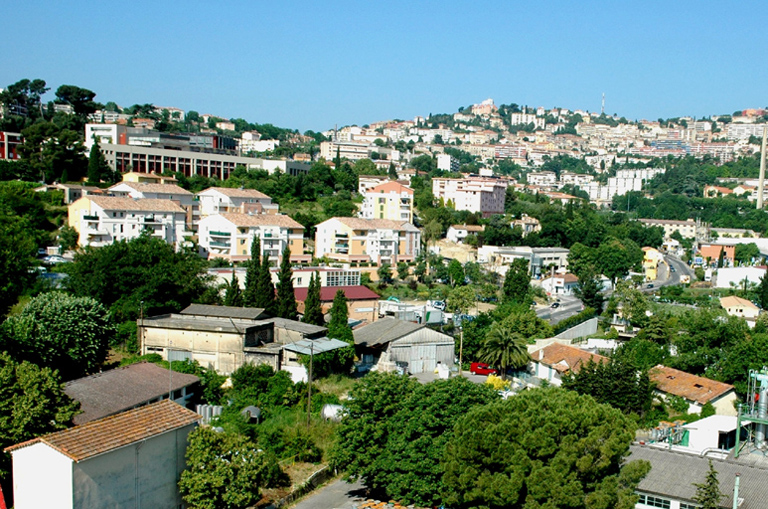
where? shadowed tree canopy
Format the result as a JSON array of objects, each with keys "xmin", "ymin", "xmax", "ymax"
[
  {"xmin": 275, "ymin": 247, "xmax": 297, "ymax": 320},
  {"xmin": 441, "ymin": 388, "xmax": 649, "ymax": 509}
]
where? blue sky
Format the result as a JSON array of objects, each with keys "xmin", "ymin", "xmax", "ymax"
[{"xmin": 2, "ymin": 1, "xmax": 767, "ymax": 132}]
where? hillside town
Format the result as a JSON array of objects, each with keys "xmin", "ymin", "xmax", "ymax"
[{"xmin": 3, "ymin": 74, "xmax": 768, "ymax": 509}]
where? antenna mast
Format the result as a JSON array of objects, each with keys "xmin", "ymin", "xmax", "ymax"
[{"xmin": 601, "ymin": 93, "xmax": 605, "ymax": 115}]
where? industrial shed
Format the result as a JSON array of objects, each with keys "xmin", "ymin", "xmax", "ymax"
[{"xmin": 353, "ymin": 317, "xmax": 454, "ymax": 374}]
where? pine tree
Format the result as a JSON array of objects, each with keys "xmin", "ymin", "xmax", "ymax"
[
  {"xmin": 223, "ymin": 270, "xmax": 243, "ymax": 307},
  {"xmin": 255, "ymin": 254, "xmax": 277, "ymax": 315},
  {"xmin": 303, "ymin": 272, "xmax": 324, "ymax": 326},
  {"xmin": 328, "ymin": 289, "xmax": 353, "ymax": 343},
  {"xmin": 243, "ymin": 236, "xmax": 261, "ymax": 307},
  {"xmin": 757, "ymin": 273, "xmax": 768, "ymax": 310},
  {"xmin": 275, "ymin": 246, "xmax": 298, "ymax": 320},
  {"xmin": 692, "ymin": 460, "xmax": 723, "ymax": 509}
]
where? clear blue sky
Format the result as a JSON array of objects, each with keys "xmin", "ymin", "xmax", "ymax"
[{"xmin": 2, "ymin": 0, "xmax": 767, "ymax": 132}]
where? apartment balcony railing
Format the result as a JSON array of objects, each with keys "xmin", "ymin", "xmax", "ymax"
[
  {"xmin": 83, "ymin": 215, "xmax": 99, "ymax": 221},
  {"xmin": 209, "ymin": 231, "xmax": 231, "ymax": 237}
]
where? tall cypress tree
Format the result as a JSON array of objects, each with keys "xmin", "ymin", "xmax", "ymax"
[
  {"xmin": 87, "ymin": 141, "xmax": 103, "ymax": 184},
  {"xmin": 328, "ymin": 289, "xmax": 354, "ymax": 343},
  {"xmin": 303, "ymin": 272, "xmax": 324, "ymax": 326},
  {"xmin": 223, "ymin": 270, "xmax": 243, "ymax": 307},
  {"xmin": 275, "ymin": 246, "xmax": 298, "ymax": 320},
  {"xmin": 243, "ymin": 236, "xmax": 261, "ymax": 307},
  {"xmin": 255, "ymin": 254, "xmax": 277, "ymax": 315}
]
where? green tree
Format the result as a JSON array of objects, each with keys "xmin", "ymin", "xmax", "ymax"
[
  {"xmin": 331, "ymin": 374, "xmax": 497, "ymax": 506},
  {"xmin": 223, "ymin": 271, "xmax": 243, "ymax": 307},
  {"xmin": 327, "ymin": 289, "xmax": 353, "ymax": 344},
  {"xmin": 3, "ymin": 292, "xmax": 114, "ymax": 380},
  {"xmin": 692, "ymin": 460, "xmax": 723, "ymax": 509},
  {"xmin": 477, "ymin": 323, "xmax": 532, "ymax": 379},
  {"xmin": 0, "ymin": 215, "xmax": 37, "ymax": 316},
  {"xmin": 64, "ymin": 233, "xmax": 213, "ymax": 322},
  {"xmin": 396, "ymin": 262, "xmax": 410, "ymax": 282},
  {"xmin": 58, "ymin": 224, "xmax": 79, "ymax": 252},
  {"xmin": 275, "ymin": 247, "xmax": 297, "ymax": 320},
  {"xmin": 377, "ymin": 263, "xmax": 393, "ymax": 284},
  {"xmin": 255, "ymin": 254, "xmax": 277, "ymax": 315},
  {"xmin": 243, "ymin": 237, "xmax": 261, "ymax": 307},
  {"xmin": 441, "ymin": 388, "xmax": 650, "ymax": 509},
  {"xmin": 573, "ymin": 266, "xmax": 605, "ymax": 313},
  {"xmin": 0, "ymin": 353, "xmax": 79, "ymax": 489},
  {"xmin": 55, "ymin": 84, "xmax": 100, "ymax": 117},
  {"xmin": 86, "ymin": 139, "xmax": 111, "ymax": 184},
  {"xmin": 302, "ymin": 272, "xmax": 324, "ymax": 326},
  {"xmin": 448, "ymin": 259, "xmax": 465, "ymax": 287},
  {"xmin": 755, "ymin": 273, "xmax": 768, "ymax": 309},
  {"xmin": 388, "ymin": 162, "xmax": 398, "ymax": 179},
  {"xmin": 502, "ymin": 258, "xmax": 531, "ymax": 305},
  {"xmin": 562, "ymin": 357, "xmax": 653, "ymax": 416},
  {"xmin": 734, "ymin": 243, "xmax": 759, "ymax": 265},
  {"xmin": 179, "ymin": 427, "xmax": 287, "ymax": 509},
  {"xmin": 447, "ymin": 285, "xmax": 476, "ymax": 315}
]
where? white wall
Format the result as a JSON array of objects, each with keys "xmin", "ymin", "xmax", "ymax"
[
  {"xmin": 72, "ymin": 425, "xmax": 194, "ymax": 508},
  {"xmin": 12, "ymin": 442, "xmax": 73, "ymax": 509}
]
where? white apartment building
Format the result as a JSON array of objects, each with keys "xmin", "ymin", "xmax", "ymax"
[
  {"xmin": 360, "ymin": 181, "xmax": 414, "ymax": 222},
  {"xmin": 358, "ymin": 175, "xmax": 391, "ymax": 194},
  {"xmin": 432, "ymin": 177, "xmax": 508, "ymax": 217},
  {"xmin": 314, "ymin": 217, "xmax": 421, "ymax": 264},
  {"xmin": 726, "ymin": 123, "xmax": 768, "ymax": 141},
  {"xmin": 197, "ymin": 213, "xmax": 305, "ymax": 263},
  {"xmin": 559, "ymin": 172, "xmax": 594, "ymax": 187},
  {"xmin": 108, "ymin": 182, "xmax": 195, "ymax": 207},
  {"xmin": 239, "ymin": 131, "xmax": 280, "ymax": 154},
  {"xmin": 319, "ymin": 141, "xmax": 371, "ymax": 161},
  {"xmin": 436, "ymin": 153, "xmax": 459, "ymax": 172},
  {"xmin": 526, "ymin": 171, "xmax": 557, "ymax": 187},
  {"xmin": 508, "ymin": 113, "xmax": 545, "ymax": 129},
  {"xmin": 68, "ymin": 196, "xmax": 189, "ymax": 248},
  {"xmin": 196, "ymin": 187, "xmax": 277, "ymax": 217},
  {"xmin": 585, "ymin": 168, "xmax": 665, "ymax": 204}
]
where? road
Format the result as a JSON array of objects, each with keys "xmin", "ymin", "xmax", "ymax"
[
  {"xmin": 535, "ymin": 295, "xmax": 583, "ymax": 325},
  {"xmin": 290, "ymin": 478, "xmax": 366, "ymax": 509}
]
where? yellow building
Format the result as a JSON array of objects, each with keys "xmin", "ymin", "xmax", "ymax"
[
  {"xmin": 120, "ymin": 171, "xmax": 179, "ymax": 185},
  {"xmin": 314, "ymin": 217, "xmax": 421, "ymax": 264},
  {"xmin": 642, "ymin": 247, "xmax": 665, "ymax": 281}
]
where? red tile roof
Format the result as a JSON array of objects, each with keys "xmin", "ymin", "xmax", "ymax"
[
  {"xmin": 649, "ymin": 365, "xmax": 735, "ymax": 404},
  {"xmin": 294, "ymin": 285, "xmax": 380, "ymax": 302},
  {"xmin": 5, "ymin": 400, "xmax": 199, "ymax": 462},
  {"xmin": 534, "ymin": 343, "xmax": 607, "ymax": 374}
]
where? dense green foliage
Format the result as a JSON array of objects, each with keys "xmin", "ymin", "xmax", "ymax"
[
  {"xmin": 562, "ymin": 357, "xmax": 654, "ymax": 416},
  {"xmin": 302, "ymin": 272, "xmax": 324, "ymax": 326},
  {"xmin": 64, "ymin": 233, "xmax": 213, "ymax": 322},
  {"xmin": 179, "ymin": 427, "xmax": 288, "ymax": 509},
  {"xmin": 502, "ymin": 258, "xmax": 531, "ymax": 304},
  {"xmin": 441, "ymin": 388, "xmax": 649, "ymax": 509},
  {"xmin": 2, "ymin": 292, "xmax": 114, "ymax": 380},
  {"xmin": 0, "ymin": 353, "xmax": 79, "ymax": 485},
  {"xmin": 477, "ymin": 323, "xmax": 531, "ymax": 378},
  {"xmin": 692, "ymin": 460, "xmax": 723, "ymax": 509},
  {"xmin": 275, "ymin": 247, "xmax": 298, "ymax": 320},
  {"xmin": 331, "ymin": 373, "xmax": 498, "ymax": 506}
]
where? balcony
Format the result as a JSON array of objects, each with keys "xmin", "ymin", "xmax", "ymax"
[
  {"xmin": 83, "ymin": 215, "xmax": 99, "ymax": 221},
  {"xmin": 335, "ymin": 232, "xmax": 349, "ymax": 238},
  {"xmin": 144, "ymin": 216, "xmax": 159, "ymax": 223},
  {"xmin": 263, "ymin": 232, "xmax": 273, "ymax": 238},
  {"xmin": 209, "ymin": 241, "xmax": 230, "ymax": 248},
  {"xmin": 209, "ymin": 231, "xmax": 231, "ymax": 237}
]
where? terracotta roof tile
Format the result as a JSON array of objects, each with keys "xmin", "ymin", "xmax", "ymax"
[
  {"xmin": 112, "ymin": 182, "xmax": 192, "ymax": 195},
  {"xmin": 366, "ymin": 181, "xmax": 414, "ymax": 195},
  {"xmin": 535, "ymin": 343, "xmax": 606, "ymax": 374},
  {"xmin": 5, "ymin": 400, "xmax": 199, "ymax": 462},
  {"xmin": 331, "ymin": 217, "xmax": 413, "ymax": 230},
  {"xmin": 201, "ymin": 187, "xmax": 271, "ymax": 199},
  {"xmin": 649, "ymin": 365, "xmax": 734, "ymax": 404},
  {"xmin": 87, "ymin": 196, "xmax": 186, "ymax": 213}
]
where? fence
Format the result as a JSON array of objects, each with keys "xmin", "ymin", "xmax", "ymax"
[{"xmin": 259, "ymin": 466, "xmax": 335, "ymax": 509}]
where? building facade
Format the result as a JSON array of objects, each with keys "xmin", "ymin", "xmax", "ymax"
[
  {"xmin": 196, "ymin": 187, "xmax": 278, "ymax": 217},
  {"xmin": 359, "ymin": 181, "xmax": 414, "ymax": 222},
  {"xmin": 314, "ymin": 217, "xmax": 421, "ymax": 264},
  {"xmin": 432, "ymin": 177, "xmax": 508, "ymax": 217},
  {"xmin": 68, "ymin": 196, "xmax": 188, "ymax": 248},
  {"xmin": 197, "ymin": 213, "xmax": 306, "ymax": 263}
]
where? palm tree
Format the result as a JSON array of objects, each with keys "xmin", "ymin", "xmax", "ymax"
[{"xmin": 478, "ymin": 324, "xmax": 531, "ymax": 380}]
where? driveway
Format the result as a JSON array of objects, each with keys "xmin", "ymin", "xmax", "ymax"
[{"xmin": 290, "ymin": 478, "xmax": 366, "ymax": 509}]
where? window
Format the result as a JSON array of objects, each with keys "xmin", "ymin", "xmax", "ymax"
[
  {"xmin": 637, "ymin": 494, "xmax": 670, "ymax": 509},
  {"xmin": 680, "ymin": 503, "xmax": 699, "ymax": 509}
]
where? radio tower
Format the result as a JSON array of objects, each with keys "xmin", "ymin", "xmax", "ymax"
[{"xmin": 601, "ymin": 93, "xmax": 605, "ymax": 115}]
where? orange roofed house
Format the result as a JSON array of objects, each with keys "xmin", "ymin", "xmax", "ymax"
[
  {"xmin": 359, "ymin": 181, "xmax": 414, "ymax": 222},
  {"xmin": 5, "ymin": 400, "xmax": 200, "ymax": 509},
  {"xmin": 649, "ymin": 365, "xmax": 737, "ymax": 416},
  {"xmin": 530, "ymin": 343, "xmax": 607, "ymax": 386}
]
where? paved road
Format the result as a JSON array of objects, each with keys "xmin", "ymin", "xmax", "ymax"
[
  {"xmin": 291, "ymin": 478, "xmax": 367, "ymax": 509},
  {"xmin": 535, "ymin": 295, "xmax": 583, "ymax": 324}
]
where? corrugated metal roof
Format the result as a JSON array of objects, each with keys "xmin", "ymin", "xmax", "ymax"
[
  {"xmin": 353, "ymin": 317, "xmax": 426, "ymax": 347},
  {"xmin": 5, "ymin": 400, "xmax": 200, "ymax": 462},
  {"xmin": 180, "ymin": 304, "xmax": 270, "ymax": 320},
  {"xmin": 64, "ymin": 363, "xmax": 199, "ymax": 425},
  {"xmin": 282, "ymin": 337, "xmax": 350, "ymax": 355},
  {"xmin": 629, "ymin": 445, "xmax": 768, "ymax": 509}
]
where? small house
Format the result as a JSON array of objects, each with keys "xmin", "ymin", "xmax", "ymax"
[{"xmin": 649, "ymin": 365, "xmax": 737, "ymax": 416}]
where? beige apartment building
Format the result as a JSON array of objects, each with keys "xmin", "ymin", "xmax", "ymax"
[
  {"xmin": 198, "ymin": 213, "xmax": 307, "ymax": 263},
  {"xmin": 315, "ymin": 217, "xmax": 421, "ymax": 264}
]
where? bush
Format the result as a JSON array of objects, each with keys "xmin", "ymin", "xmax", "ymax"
[
  {"xmin": 114, "ymin": 321, "xmax": 138, "ymax": 352},
  {"xmin": 554, "ymin": 307, "xmax": 596, "ymax": 335},
  {"xmin": 667, "ymin": 395, "xmax": 690, "ymax": 413}
]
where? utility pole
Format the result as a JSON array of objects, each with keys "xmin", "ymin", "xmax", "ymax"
[
  {"xmin": 758, "ymin": 126, "xmax": 767, "ymax": 210},
  {"xmin": 306, "ymin": 341, "xmax": 314, "ymax": 430}
]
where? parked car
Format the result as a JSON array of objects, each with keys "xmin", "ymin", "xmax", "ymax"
[
  {"xmin": 550, "ymin": 302, "xmax": 560, "ymax": 308},
  {"xmin": 43, "ymin": 255, "xmax": 68, "ymax": 264},
  {"xmin": 470, "ymin": 362, "xmax": 497, "ymax": 376},
  {"xmin": 428, "ymin": 300, "xmax": 446, "ymax": 311},
  {"xmin": 646, "ymin": 283, "xmax": 654, "ymax": 289}
]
